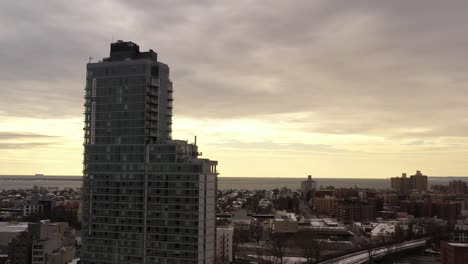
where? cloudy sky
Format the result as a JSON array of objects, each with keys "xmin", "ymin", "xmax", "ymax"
[{"xmin": 0, "ymin": 1, "xmax": 467, "ymax": 178}]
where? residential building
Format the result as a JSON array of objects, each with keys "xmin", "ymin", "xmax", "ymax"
[
  {"xmin": 382, "ymin": 193, "xmax": 399, "ymax": 206},
  {"xmin": 391, "ymin": 173, "xmax": 410, "ymax": 194},
  {"xmin": 449, "ymin": 180, "xmax": 467, "ymax": 195},
  {"xmin": 391, "ymin": 171, "xmax": 428, "ymax": 194},
  {"xmin": 452, "ymin": 219, "xmax": 468, "ymax": 242},
  {"xmin": 216, "ymin": 226, "xmax": 233, "ymax": 264},
  {"xmin": 47, "ymin": 247, "xmax": 76, "ymax": 264},
  {"xmin": 335, "ymin": 200, "xmax": 376, "ymax": 224},
  {"xmin": 314, "ymin": 196, "xmax": 336, "ymax": 216},
  {"xmin": 409, "ymin": 170, "xmax": 428, "ymax": 192},
  {"xmin": 30, "ymin": 220, "xmax": 74, "ymax": 264},
  {"xmin": 301, "ymin": 175, "xmax": 317, "ymax": 203},
  {"xmin": 23, "ymin": 196, "xmax": 55, "ymax": 217},
  {"xmin": 81, "ymin": 41, "xmax": 218, "ymax": 264},
  {"xmin": 273, "ymin": 211, "xmax": 298, "ymax": 233}
]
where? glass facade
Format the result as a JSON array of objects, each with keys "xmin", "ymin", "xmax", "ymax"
[{"xmin": 81, "ymin": 41, "xmax": 217, "ymax": 264}]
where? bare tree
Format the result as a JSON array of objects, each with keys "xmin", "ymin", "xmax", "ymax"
[
  {"xmin": 267, "ymin": 233, "xmax": 289, "ymax": 264},
  {"xmin": 232, "ymin": 227, "xmax": 250, "ymax": 262},
  {"xmin": 295, "ymin": 230, "xmax": 324, "ymax": 264}
]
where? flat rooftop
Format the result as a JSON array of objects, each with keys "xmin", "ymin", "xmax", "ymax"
[{"xmin": 0, "ymin": 222, "xmax": 29, "ymax": 233}]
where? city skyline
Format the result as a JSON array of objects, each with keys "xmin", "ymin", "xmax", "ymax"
[{"xmin": 1, "ymin": 1, "xmax": 468, "ymax": 178}]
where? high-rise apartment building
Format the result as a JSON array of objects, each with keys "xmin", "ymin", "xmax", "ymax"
[
  {"xmin": 215, "ymin": 226, "xmax": 233, "ymax": 264},
  {"xmin": 81, "ymin": 41, "xmax": 218, "ymax": 264},
  {"xmin": 409, "ymin": 170, "xmax": 428, "ymax": 192},
  {"xmin": 391, "ymin": 171, "xmax": 428, "ymax": 194},
  {"xmin": 391, "ymin": 173, "xmax": 410, "ymax": 194},
  {"xmin": 301, "ymin": 175, "xmax": 317, "ymax": 203}
]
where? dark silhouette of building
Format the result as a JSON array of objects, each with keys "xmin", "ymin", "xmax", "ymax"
[
  {"xmin": 449, "ymin": 180, "xmax": 467, "ymax": 195},
  {"xmin": 391, "ymin": 173, "xmax": 410, "ymax": 194},
  {"xmin": 7, "ymin": 230, "xmax": 32, "ymax": 264},
  {"xmin": 410, "ymin": 170, "xmax": 428, "ymax": 192},
  {"xmin": 81, "ymin": 41, "xmax": 218, "ymax": 264},
  {"xmin": 391, "ymin": 171, "xmax": 428, "ymax": 194},
  {"xmin": 335, "ymin": 199, "xmax": 376, "ymax": 224},
  {"xmin": 300, "ymin": 175, "xmax": 316, "ymax": 204},
  {"xmin": 399, "ymin": 200, "xmax": 461, "ymax": 221}
]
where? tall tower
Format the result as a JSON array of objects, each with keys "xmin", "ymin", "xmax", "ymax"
[{"xmin": 81, "ymin": 41, "xmax": 217, "ymax": 264}]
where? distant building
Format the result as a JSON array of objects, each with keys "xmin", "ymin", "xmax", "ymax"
[
  {"xmin": 216, "ymin": 226, "xmax": 233, "ymax": 264},
  {"xmin": 314, "ymin": 196, "xmax": 336, "ymax": 216},
  {"xmin": 391, "ymin": 173, "xmax": 410, "ymax": 194},
  {"xmin": 391, "ymin": 171, "xmax": 428, "ymax": 194},
  {"xmin": 382, "ymin": 193, "xmax": 399, "ymax": 206},
  {"xmin": 23, "ymin": 196, "xmax": 55, "ymax": 217},
  {"xmin": 441, "ymin": 241, "xmax": 468, "ymax": 264},
  {"xmin": 301, "ymin": 175, "xmax": 317, "ymax": 203},
  {"xmin": 453, "ymin": 219, "xmax": 468, "ymax": 242},
  {"xmin": 410, "ymin": 171, "xmax": 428, "ymax": 192},
  {"xmin": 300, "ymin": 218, "xmax": 351, "ymax": 239},
  {"xmin": 273, "ymin": 211, "xmax": 298, "ymax": 233},
  {"xmin": 335, "ymin": 200, "xmax": 376, "ymax": 224},
  {"xmin": 449, "ymin": 180, "xmax": 467, "ymax": 195},
  {"xmin": 399, "ymin": 199, "xmax": 461, "ymax": 221}
]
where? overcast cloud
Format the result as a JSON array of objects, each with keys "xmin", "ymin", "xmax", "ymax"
[{"xmin": 0, "ymin": 0, "xmax": 467, "ymax": 176}]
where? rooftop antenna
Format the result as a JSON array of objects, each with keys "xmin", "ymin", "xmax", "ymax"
[
  {"xmin": 194, "ymin": 136, "xmax": 197, "ymax": 146},
  {"xmin": 112, "ymin": 34, "xmax": 114, "ymax": 43}
]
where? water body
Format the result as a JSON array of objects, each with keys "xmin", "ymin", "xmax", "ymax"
[{"xmin": 0, "ymin": 175, "xmax": 467, "ymax": 191}]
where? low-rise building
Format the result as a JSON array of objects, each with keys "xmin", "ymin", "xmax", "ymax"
[
  {"xmin": 453, "ymin": 219, "xmax": 468, "ymax": 242},
  {"xmin": 47, "ymin": 246, "xmax": 76, "ymax": 264},
  {"xmin": 30, "ymin": 221, "xmax": 75, "ymax": 264},
  {"xmin": 300, "ymin": 218, "xmax": 351, "ymax": 239},
  {"xmin": 273, "ymin": 211, "xmax": 298, "ymax": 233}
]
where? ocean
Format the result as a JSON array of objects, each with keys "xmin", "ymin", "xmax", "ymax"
[{"xmin": 0, "ymin": 175, "xmax": 467, "ymax": 191}]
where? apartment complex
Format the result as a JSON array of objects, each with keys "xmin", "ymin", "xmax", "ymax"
[
  {"xmin": 449, "ymin": 180, "xmax": 467, "ymax": 195},
  {"xmin": 300, "ymin": 175, "xmax": 317, "ymax": 203},
  {"xmin": 81, "ymin": 41, "xmax": 217, "ymax": 264},
  {"xmin": 30, "ymin": 221, "xmax": 74, "ymax": 264},
  {"xmin": 391, "ymin": 171, "xmax": 428, "ymax": 194},
  {"xmin": 216, "ymin": 226, "xmax": 233, "ymax": 264},
  {"xmin": 335, "ymin": 200, "xmax": 376, "ymax": 224}
]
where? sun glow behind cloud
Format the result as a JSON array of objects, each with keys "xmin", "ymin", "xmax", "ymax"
[{"xmin": 0, "ymin": 1, "xmax": 468, "ymax": 177}]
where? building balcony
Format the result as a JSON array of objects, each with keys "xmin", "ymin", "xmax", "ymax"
[{"xmin": 149, "ymin": 77, "xmax": 159, "ymax": 87}]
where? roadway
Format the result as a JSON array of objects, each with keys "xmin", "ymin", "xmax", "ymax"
[
  {"xmin": 298, "ymin": 198, "xmax": 315, "ymax": 219},
  {"xmin": 319, "ymin": 239, "xmax": 428, "ymax": 264}
]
